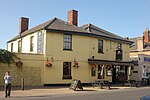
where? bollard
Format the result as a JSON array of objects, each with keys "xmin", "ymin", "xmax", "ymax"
[{"xmin": 21, "ymin": 78, "xmax": 24, "ymax": 91}]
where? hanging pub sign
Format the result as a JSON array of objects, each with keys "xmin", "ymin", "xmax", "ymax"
[
  {"xmin": 37, "ymin": 31, "xmax": 43, "ymax": 54},
  {"xmin": 116, "ymin": 50, "xmax": 122, "ymax": 61},
  {"xmin": 106, "ymin": 65, "xmax": 112, "ymax": 76},
  {"xmin": 106, "ymin": 70, "xmax": 112, "ymax": 76}
]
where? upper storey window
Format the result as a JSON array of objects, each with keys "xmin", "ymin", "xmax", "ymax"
[
  {"xmin": 98, "ymin": 39, "xmax": 103, "ymax": 53},
  {"xmin": 18, "ymin": 40, "xmax": 21, "ymax": 53},
  {"xmin": 117, "ymin": 43, "xmax": 122, "ymax": 50},
  {"xmin": 11, "ymin": 43, "xmax": 13, "ymax": 52},
  {"xmin": 30, "ymin": 36, "xmax": 34, "ymax": 51},
  {"xmin": 63, "ymin": 34, "xmax": 72, "ymax": 50}
]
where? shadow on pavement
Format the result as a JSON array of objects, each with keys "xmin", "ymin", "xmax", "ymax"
[{"xmin": 0, "ymin": 86, "xmax": 71, "ymax": 91}]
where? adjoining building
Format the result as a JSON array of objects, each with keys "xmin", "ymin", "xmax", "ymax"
[
  {"xmin": 130, "ymin": 28, "xmax": 150, "ymax": 83},
  {"xmin": 7, "ymin": 10, "xmax": 132, "ymax": 86}
]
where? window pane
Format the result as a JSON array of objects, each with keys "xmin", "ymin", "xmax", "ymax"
[
  {"xmin": 63, "ymin": 34, "xmax": 72, "ymax": 50},
  {"xmin": 98, "ymin": 40, "xmax": 103, "ymax": 53},
  {"xmin": 64, "ymin": 37, "xmax": 68, "ymax": 42},
  {"xmin": 18, "ymin": 40, "xmax": 21, "ymax": 53},
  {"xmin": 116, "ymin": 50, "xmax": 122, "ymax": 61},
  {"xmin": 91, "ymin": 67, "xmax": 96, "ymax": 76},
  {"xmin": 11, "ymin": 43, "xmax": 13, "ymax": 52},
  {"xmin": 30, "ymin": 36, "xmax": 34, "ymax": 51},
  {"xmin": 117, "ymin": 43, "xmax": 122, "ymax": 49}
]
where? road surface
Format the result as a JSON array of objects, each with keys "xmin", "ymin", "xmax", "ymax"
[{"xmin": 1, "ymin": 87, "xmax": 150, "ymax": 100}]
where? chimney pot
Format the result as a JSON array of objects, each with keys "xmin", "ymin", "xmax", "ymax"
[
  {"xmin": 68, "ymin": 10, "xmax": 78, "ymax": 26},
  {"xmin": 19, "ymin": 17, "xmax": 29, "ymax": 33}
]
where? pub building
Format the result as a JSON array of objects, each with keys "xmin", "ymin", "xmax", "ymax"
[{"xmin": 6, "ymin": 10, "xmax": 133, "ymax": 86}]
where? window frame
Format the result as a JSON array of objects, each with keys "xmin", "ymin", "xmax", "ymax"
[
  {"xmin": 98, "ymin": 39, "xmax": 103, "ymax": 53},
  {"xmin": 116, "ymin": 50, "xmax": 123, "ymax": 61},
  {"xmin": 18, "ymin": 40, "xmax": 21, "ymax": 53},
  {"xmin": 117, "ymin": 43, "xmax": 122, "ymax": 50},
  {"xmin": 11, "ymin": 43, "xmax": 13, "ymax": 52},
  {"xmin": 30, "ymin": 36, "xmax": 34, "ymax": 52},
  {"xmin": 91, "ymin": 67, "xmax": 96, "ymax": 77},
  {"xmin": 63, "ymin": 62, "xmax": 72, "ymax": 79},
  {"xmin": 63, "ymin": 34, "xmax": 72, "ymax": 50}
]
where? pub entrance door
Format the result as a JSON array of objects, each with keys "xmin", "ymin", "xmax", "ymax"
[{"xmin": 112, "ymin": 65, "xmax": 119, "ymax": 83}]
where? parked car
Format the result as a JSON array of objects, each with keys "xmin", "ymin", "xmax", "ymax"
[{"xmin": 139, "ymin": 96, "xmax": 150, "ymax": 100}]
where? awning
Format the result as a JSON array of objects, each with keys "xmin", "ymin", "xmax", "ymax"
[{"xmin": 88, "ymin": 59, "xmax": 134, "ymax": 66}]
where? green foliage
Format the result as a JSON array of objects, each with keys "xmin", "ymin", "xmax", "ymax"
[{"xmin": 0, "ymin": 49, "xmax": 18, "ymax": 65}]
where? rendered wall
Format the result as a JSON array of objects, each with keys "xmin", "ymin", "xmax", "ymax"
[
  {"xmin": 7, "ymin": 30, "xmax": 45, "ymax": 54},
  {"xmin": 43, "ymin": 32, "xmax": 130, "ymax": 84}
]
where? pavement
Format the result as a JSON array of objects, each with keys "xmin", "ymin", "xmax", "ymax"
[{"xmin": 0, "ymin": 85, "xmax": 145, "ymax": 99}]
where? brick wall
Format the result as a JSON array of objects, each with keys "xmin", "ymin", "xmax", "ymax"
[
  {"xmin": 143, "ymin": 28, "xmax": 149, "ymax": 43},
  {"xmin": 0, "ymin": 63, "xmax": 42, "ymax": 86},
  {"xmin": 68, "ymin": 10, "xmax": 78, "ymax": 26}
]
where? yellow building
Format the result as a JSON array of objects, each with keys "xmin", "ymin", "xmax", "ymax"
[
  {"xmin": 7, "ymin": 10, "xmax": 132, "ymax": 85},
  {"xmin": 130, "ymin": 29, "xmax": 150, "ymax": 82}
]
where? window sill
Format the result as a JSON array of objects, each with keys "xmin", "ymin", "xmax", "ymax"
[
  {"xmin": 98, "ymin": 52, "xmax": 104, "ymax": 54},
  {"xmin": 63, "ymin": 49, "xmax": 73, "ymax": 51},
  {"xmin": 62, "ymin": 77, "xmax": 72, "ymax": 79}
]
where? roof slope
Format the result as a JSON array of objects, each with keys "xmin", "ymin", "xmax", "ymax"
[
  {"xmin": 80, "ymin": 24, "xmax": 130, "ymax": 43},
  {"xmin": 7, "ymin": 18, "xmax": 132, "ymax": 44},
  {"xmin": 45, "ymin": 18, "xmax": 87, "ymax": 33},
  {"xmin": 7, "ymin": 18, "xmax": 88, "ymax": 43},
  {"xmin": 7, "ymin": 18, "xmax": 55, "ymax": 42}
]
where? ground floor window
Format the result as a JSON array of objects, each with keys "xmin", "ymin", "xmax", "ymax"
[
  {"xmin": 98, "ymin": 65, "xmax": 105, "ymax": 79},
  {"xmin": 63, "ymin": 62, "xmax": 72, "ymax": 79},
  {"xmin": 91, "ymin": 67, "xmax": 96, "ymax": 77}
]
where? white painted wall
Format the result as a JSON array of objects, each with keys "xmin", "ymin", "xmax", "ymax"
[{"xmin": 7, "ymin": 30, "xmax": 46, "ymax": 54}]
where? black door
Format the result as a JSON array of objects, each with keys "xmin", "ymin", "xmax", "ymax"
[
  {"xmin": 112, "ymin": 66, "xmax": 116, "ymax": 83},
  {"xmin": 125, "ymin": 66, "xmax": 128, "ymax": 80}
]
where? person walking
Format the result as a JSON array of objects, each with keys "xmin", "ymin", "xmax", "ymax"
[{"xmin": 4, "ymin": 71, "xmax": 12, "ymax": 98}]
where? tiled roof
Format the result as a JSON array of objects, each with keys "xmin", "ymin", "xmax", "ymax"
[
  {"xmin": 7, "ymin": 18, "xmax": 132, "ymax": 44},
  {"xmin": 45, "ymin": 18, "xmax": 88, "ymax": 33},
  {"xmin": 7, "ymin": 18, "xmax": 88, "ymax": 43},
  {"xmin": 7, "ymin": 18, "xmax": 55, "ymax": 42},
  {"xmin": 80, "ymin": 24, "xmax": 132, "ymax": 43}
]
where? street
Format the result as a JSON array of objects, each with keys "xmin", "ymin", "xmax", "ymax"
[{"xmin": 2, "ymin": 87, "xmax": 149, "ymax": 100}]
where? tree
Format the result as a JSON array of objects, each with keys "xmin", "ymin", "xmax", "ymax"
[{"xmin": 0, "ymin": 49, "xmax": 18, "ymax": 65}]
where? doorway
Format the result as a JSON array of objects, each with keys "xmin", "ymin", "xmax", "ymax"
[{"xmin": 112, "ymin": 65, "xmax": 119, "ymax": 83}]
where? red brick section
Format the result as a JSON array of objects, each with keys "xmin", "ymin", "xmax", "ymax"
[
  {"xmin": 68, "ymin": 10, "xmax": 78, "ymax": 26},
  {"xmin": 19, "ymin": 17, "xmax": 29, "ymax": 33},
  {"xmin": 143, "ymin": 29, "xmax": 150, "ymax": 43}
]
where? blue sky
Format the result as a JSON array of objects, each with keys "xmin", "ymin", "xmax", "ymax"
[{"xmin": 0, "ymin": 0, "xmax": 150, "ymax": 49}]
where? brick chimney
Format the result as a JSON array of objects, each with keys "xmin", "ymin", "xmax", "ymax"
[
  {"xmin": 143, "ymin": 28, "xmax": 150, "ymax": 43},
  {"xmin": 68, "ymin": 10, "xmax": 78, "ymax": 26},
  {"xmin": 19, "ymin": 17, "xmax": 29, "ymax": 33}
]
